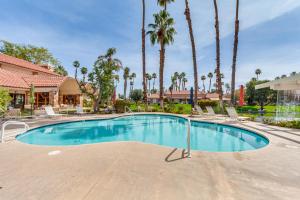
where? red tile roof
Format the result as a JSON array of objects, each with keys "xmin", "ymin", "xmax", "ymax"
[
  {"xmin": 22, "ymin": 75, "xmax": 67, "ymax": 87},
  {"xmin": 0, "ymin": 68, "xmax": 29, "ymax": 89},
  {"xmin": 0, "ymin": 53, "xmax": 59, "ymax": 76}
]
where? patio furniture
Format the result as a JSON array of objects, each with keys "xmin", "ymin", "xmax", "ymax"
[
  {"xmin": 225, "ymin": 107, "xmax": 250, "ymax": 121},
  {"xmin": 76, "ymin": 106, "xmax": 87, "ymax": 115},
  {"xmin": 4, "ymin": 108, "xmax": 21, "ymax": 119},
  {"xmin": 205, "ymin": 106, "xmax": 226, "ymax": 120},
  {"xmin": 45, "ymin": 106, "xmax": 64, "ymax": 117},
  {"xmin": 191, "ymin": 105, "xmax": 205, "ymax": 117},
  {"xmin": 138, "ymin": 106, "xmax": 145, "ymax": 112}
]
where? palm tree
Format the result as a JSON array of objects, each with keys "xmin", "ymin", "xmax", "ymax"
[
  {"xmin": 73, "ymin": 60, "xmax": 80, "ymax": 80},
  {"xmin": 255, "ymin": 68, "xmax": 262, "ymax": 80},
  {"xmin": 201, "ymin": 75, "xmax": 206, "ymax": 92},
  {"xmin": 157, "ymin": 0, "xmax": 175, "ymax": 11},
  {"xmin": 152, "ymin": 73, "xmax": 157, "ymax": 90},
  {"xmin": 290, "ymin": 71, "xmax": 297, "ymax": 76},
  {"xmin": 142, "ymin": 0, "xmax": 147, "ymax": 107},
  {"xmin": 123, "ymin": 67, "xmax": 130, "ymax": 99},
  {"xmin": 81, "ymin": 67, "xmax": 88, "ymax": 83},
  {"xmin": 146, "ymin": 73, "xmax": 152, "ymax": 94},
  {"xmin": 131, "ymin": 73, "xmax": 136, "ymax": 91},
  {"xmin": 178, "ymin": 72, "xmax": 185, "ymax": 91},
  {"xmin": 281, "ymin": 74, "xmax": 287, "ymax": 79},
  {"xmin": 147, "ymin": 10, "xmax": 176, "ymax": 109},
  {"xmin": 171, "ymin": 75, "xmax": 177, "ymax": 90},
  {"xmin": 174, "ymin": 72, "xmax": 179, "ymax": 90},
  {"xmin": 213, "ymin": 0, "xmax": 223, "ymax": 108},
  {"xmin": 225, "ymin": 83, "xmax": 230, "ymax": 94},
  {"xmin": 207, "ymin": 72, "xmax": 213, "ymax": 93},
  {"xmin": 184, "ymin": 0, "xmax": 199, "ymax": 107},
  {"xmin": 230, "ymin": 0, "xmax": 240, "ymax": 105},
  {"xmin": 275, "ymin": 76, "xmax": 280, "ymax": 80},
  {"xmin": 182, "ymin": 77, "xmax": 187, "ymax": 90}
]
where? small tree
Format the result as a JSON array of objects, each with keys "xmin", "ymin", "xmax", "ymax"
[
  {"xmin": 130, "ymin": 89, "xmax": 143, "ymax": 104},
  {"xmin": 0, "ymin": 88, "xmax": 12, "ymax": 117},
  {"xmin": 29, "ymin": 84, "xmax": 35, "ymax": 115}
]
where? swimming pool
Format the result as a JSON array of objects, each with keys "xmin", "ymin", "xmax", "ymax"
[{"xmin": 16, "ymin": 114, "xmax": 269, "ymax": 152}]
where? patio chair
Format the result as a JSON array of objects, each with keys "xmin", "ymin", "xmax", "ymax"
[
  {"xmin": 225, "ymin": 107, "xmax": 250, "ymax": 121},
  {"xmin": 45, "ymin": 106, "xmax": 64, "ymax": 117},
  {"xmin": 190, "ymin": 105, "xmax": 205, "ymax": 117},
  {"xmin": 205, "ymin": 106, "xmax": 226, "ymax": 119},
  {"xmin": 4, "ymin": 108, "xmax": 21, "ymax": 119},
  {"xmin": 76, "ymin": 106, "xmax": 87, "ymax": 115},
  {"xmin": 138, "ymin": 106, "xmax": 145, "ymax": 112}
]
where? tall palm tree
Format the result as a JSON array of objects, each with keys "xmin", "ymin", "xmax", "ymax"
[
  {"xmin": 184, "ymin": 0, "xmax": 199, "ymax": 107},
  {"xmin": 147, "ymin": 10, "xmax": 176, "ymax": 109},
  {"xmin": 255, "ymin": 68, "xmax": 262, "ymax": 80},
  {"xmin": 81, "ymin": 67, "xmax": 88, "ymax": 83},
  {"xmin": 146, "ymin": 73, "xmax": 152, "ymax": 94},
  {"xmin": 201, "ymin": 75, "xmax": 206, "ymax": 92},
  {"xmin": 230, "ymin": 0, "xmax": 240, "ymax": 105},
  {"xmin": 171, "ymin": 75, "xmax": 177, "ymax": 90},
  {"xmin": 123, "ymin": 67, "xmax": 130, "ymax": 99},
  {"xmin": 207, "ymin": 72, "xmax": 213, "ymax": 93},
  {"xmin": 182, "ymin": 77, "xmax": 187, "ymax": 90},
  {"xmin": 157, "ymin": 0, "xmax": 175, "ymax": 11},
  {"xmin": 152, "ymin": 73, "xmax": 157, "ymax": 90},
  {"xmin": 174, "ymin": 72, "xmax": 179, "ymax": 90},
  {"xmin": 142, "ymin": 0, "xmax": 147, "ymax": 108},
  {"xmin": 213, "ymin": 0, "xmax": 223, "ymax": 108},
  {"xmin": 178, "ymin": 72, "xmax": 185, "ymax": 91},
  {"xmin": 131, "ymin": 73, "xmax": 136, "ymax": 91},
  {"xmin": 73, "ymin": 60, "xmax": 80, "ymax": 80}
]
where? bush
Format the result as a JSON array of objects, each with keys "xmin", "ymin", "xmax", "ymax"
[
  {"xmin": 114, "ymin": 100, "xmax": 131, "ymax": 113},
  {"xmin": 237, "ymin": 106, "xmax": 259, "ymax": 113},
  {"xmin": 83, "ymin": 99, "xmax": 93, "ymax": 108},
  {"xmin": 0, "ymin": 88, "xmax": 12, "ymax": 115},
  {"xmin": 197, "ymin": 100, "xmax": 217, "ymax": 108},
  {"xmin": 263, "ymin": 118, "xmax": 300, "ymax": 129}
]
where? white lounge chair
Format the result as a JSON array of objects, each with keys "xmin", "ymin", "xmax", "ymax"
[
  {"xmin": 45, "ymin": 106, "xmax": 64, "ymax": 117},
  {"xmin": 76, "ymin": 106, "xmax": 87, "ymax": 115},
  {"xmin": 191, "ymin": 105, "xmax": 205, "ymax": 117},
  {"xmin": 205, "ymin": 106, "xmax": 216, "ymax": 116},
  {"xmin": 225, "ymin": 107, "xmax": 249, "ymax": 121}
]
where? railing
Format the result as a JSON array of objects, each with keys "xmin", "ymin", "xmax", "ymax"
[
  {"xmin": 1, "ymin": 121, "xmax": 29, "ymax": 143},
  {"xmin": 124, "ymin": 106, "xmax": 133, "ymax": 113},
  {"xmin": 186, "ymin": 118, "xmax": 191, "ymax": 158}
]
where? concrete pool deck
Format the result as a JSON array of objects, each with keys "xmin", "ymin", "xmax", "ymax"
[{"xmin": 0, "ymin": 114, "xmax": 300, "ymax": 200}]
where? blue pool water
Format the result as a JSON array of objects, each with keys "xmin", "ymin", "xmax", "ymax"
[{"xmin": 17, "ymin": 114, "xmax": 269, "ymax": 152}]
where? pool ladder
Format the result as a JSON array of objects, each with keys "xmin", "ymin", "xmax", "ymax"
[
  {"xmin": 186, "ymin": 118, "xmax": 191, "ymax": 158},
  {"xmin": 1, "ymin": 121, "xmax": 29, "ymax": 143}
]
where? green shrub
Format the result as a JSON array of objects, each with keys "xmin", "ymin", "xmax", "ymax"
[
  {"xmin": 263, "ymin": 118, "xmax": 300, "ymax": 129},
  {"xmin": 114, "ymin": 100, "xmax": 131, "ymax": 113},
  {"xmin": 177, "ymin": 105, "xmax": 184, "ymax": 114},
  {"xmin": 237, "ymin": 106, "xmax": 258, "ymax": 113},
  {"xmin": 83, "ymin": 99, "xmax": 93, "ymax": 108},
  {"xmin": 0, "ymin": 88, "xmax": 12, "ymax": 116},
  {"xmin": 197, "ymin": 100, "xmax": 217, "ymax": 108}
]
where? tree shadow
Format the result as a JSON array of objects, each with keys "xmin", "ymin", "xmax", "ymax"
[{"xmin": 165, "ymin": 148, "xmax": 190, "ymax": 162}]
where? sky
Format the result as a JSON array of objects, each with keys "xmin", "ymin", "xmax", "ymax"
[{"xmin": 0, "ymin": 0, "xmax": 300, "ymax": 95}]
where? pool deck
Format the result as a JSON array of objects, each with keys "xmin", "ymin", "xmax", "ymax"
[{"xmin": 0, "ymin": 113, "xmax": 300, "ymax": 200}]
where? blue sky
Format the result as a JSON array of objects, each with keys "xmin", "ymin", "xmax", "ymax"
[{"xmin": 1, "ymin": 0, "xmax": 300, "ymax": 95}]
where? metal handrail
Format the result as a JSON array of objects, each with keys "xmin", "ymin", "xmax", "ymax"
[
  {"xmin": 186, "ymin": 118, "xmax": 191, "ymax": 158},
  {"xmin": 1, "ymin": 121, "xmax": 29, "ymax": 143}
]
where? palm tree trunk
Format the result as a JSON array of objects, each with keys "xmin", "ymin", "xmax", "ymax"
[
  {"xmin": 142, "ymin": 0, "xmax": 148, "ymax": 108},
  {"xmin": 230, "ymin": 0, "xmax": 239, "ymax": 106},
  {"xmin": 213, "ymin": 0, "xmax": 223, "ymax": 109},
  {"xmin": 159, "ymin": 41, "xmax": 165, "ymax": 109},
  {"xmin": 209, "ymin": 78, "xmax": 212, "ymax": 92},
  {"xmin": 184, "ymin": 0, "xmax": 199, "ymax": 108},
  {"xmin": 202, "ymin": 81, "xmax": 205, "ymax": 92},
  {"xmin": 148, "ymin": 80, "xmax": 151, "ymax": 94},
  {"xmin": 124, "ymin": 79, "xmax": 127, "ymax": 100}
]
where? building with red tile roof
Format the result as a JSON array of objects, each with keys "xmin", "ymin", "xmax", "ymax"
[{"xmin": 0, "ymin": 53, "xmax": 82, "ymax": 109}]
